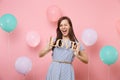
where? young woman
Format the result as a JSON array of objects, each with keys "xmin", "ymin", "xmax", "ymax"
[{"xmin": 39, "ymin": 16, "xmax": 88, "ymax": 80}]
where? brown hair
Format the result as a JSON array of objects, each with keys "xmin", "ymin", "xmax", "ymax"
[
  {"xmin": 52, "ymin": 16, "xmax": 78, "ymax": 50},
  {"xmin": 57, "ymin": 16, "xmax": 78, "ymax": 41}
]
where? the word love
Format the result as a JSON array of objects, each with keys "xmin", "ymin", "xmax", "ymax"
[{"xmin": 51, "ymin": 39, "xmax": 78, "ymax": 50}]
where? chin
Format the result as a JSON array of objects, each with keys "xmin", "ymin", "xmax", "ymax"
[
  {"xmin": 62, "ymin": 32, "xmax": 69, "ymax": 37},
  {"xmin": 63, "ymin": 34, "xmax": 68, "ymax": 37}
]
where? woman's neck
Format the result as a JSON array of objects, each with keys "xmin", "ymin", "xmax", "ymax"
[{"xmin": 62, "ymin": 36, "xmax": 70, "ymax": 40}]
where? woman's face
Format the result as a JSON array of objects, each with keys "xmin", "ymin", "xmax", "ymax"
[{"xmin": 59, "ymin": 19, "xmax": 70, "ymax": 37}]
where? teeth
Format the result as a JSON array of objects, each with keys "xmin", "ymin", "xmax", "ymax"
[{"xmin": 63, "ymin": 30, "xmax": 67, "ymax": 32}]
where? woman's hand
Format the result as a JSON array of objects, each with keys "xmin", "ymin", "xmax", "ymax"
[
  {"xmin": 46, "ymin": 37, "xmax": 55, "ymax": 50},
  {"xmin": 39, "ymin": 37, "xmax": 55, "ymax": 57},
  {"xmin": 73, "ymin": 42, "xmax": 80, "ymax": 56},
  {"xmin": 73, "ymin": 42, "xmax": 88, "ymax": 64}
]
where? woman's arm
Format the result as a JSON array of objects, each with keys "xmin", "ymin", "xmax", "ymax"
[
  {"xmin": 39, "ymin": 37, "xmax": 54, "ymax": 57},
  {"xmin": 39, "ymin": 46, "xmax": 52, "ymax": 57},
  {"xmin": 74, "ymin": 50, "xmax": 88, "ymax": 64},
  {"xmin": 74, "ymin": 43, "xmax": 88, "ymax": 64}
]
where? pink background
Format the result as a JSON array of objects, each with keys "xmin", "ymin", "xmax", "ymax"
[{"xmin": 0, "ymin": 0, "xmax": 120, "ymax": 80}]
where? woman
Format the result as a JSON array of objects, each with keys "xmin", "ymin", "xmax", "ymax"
[{"xmin": 39, "ymin": 16, "xmax": 88, "ymax": 80}]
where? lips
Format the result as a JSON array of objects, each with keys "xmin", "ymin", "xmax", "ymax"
[{"xmin": 61, "ymin": 29, "xmax": 68, "ymax": 35}]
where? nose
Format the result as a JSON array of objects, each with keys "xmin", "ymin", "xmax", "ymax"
[{"xmin": 61, "ymin": 25, "xmax": 66, "ymax": 29}]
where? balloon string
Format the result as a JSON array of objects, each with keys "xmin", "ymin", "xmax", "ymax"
[
  {"xmin": 108, "ymin": 66, "xmax": 110, "ymax": 80},
  {"xmin": 88, "ymin": 54, "xmax": 90, "ymax": 80},
  {"xmin": 23, "ymin": 75, "xmax": 26, "ymax": 80},
  {"xmin": 8, "ymin": 33, "xmax": 10, "ymax": 55}
]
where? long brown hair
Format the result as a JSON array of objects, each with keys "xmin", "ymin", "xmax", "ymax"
[
  {"xmin": 52, "ymin": 16, "xmax": 78, "ymax": 50},
  {"xmin": 56, "ymin": 16, "xmax": 78, "ymax": 41}
]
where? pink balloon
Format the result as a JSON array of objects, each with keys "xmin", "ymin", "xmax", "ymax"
[
  {"xmin": 47, "ymin": 5, "xmax": 62, "ymax": 22},
  {"xmin": 26, "ymin": 31, "xmax": 40, "ymax": 47}
]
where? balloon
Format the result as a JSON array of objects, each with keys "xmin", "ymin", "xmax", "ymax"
[
  {"xmin": 15, "ymin": 56, "xmax": 32, "ymax": 75},
  {"xmin": 47, "ymin": 5, "xmax": 62, "ymax": 22},
  {"xmin": 0, "ymin": 18, "xmax": 2, "ymax": 27},
  {"xmin": 26, "ymin": 31, "xmax": 40, "ymax": 47},
  {"xmin": 0, "ymin": 14, "xmax": 17, "ymax": 32},
  {"xmin": 81, "ymin": 28, "xmax": 98, "ymax": 46},
  {"xmin": 100, "ymin": 46, "xmax": 118, "ymax": 65}
]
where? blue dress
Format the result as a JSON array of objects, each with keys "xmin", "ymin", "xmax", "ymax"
[{"xmin": 46, "ymin": 39, "xmax": 84, "ymax": 80}]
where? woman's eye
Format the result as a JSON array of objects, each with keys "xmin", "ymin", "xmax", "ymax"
[{"xmin": 64, "ymin": 24, "xmax": 67, "ymax": 26}]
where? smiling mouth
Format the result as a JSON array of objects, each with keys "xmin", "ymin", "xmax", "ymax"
[{"xmin": 61, "ymin": 30, "xmax": 68, "ymax": 35}]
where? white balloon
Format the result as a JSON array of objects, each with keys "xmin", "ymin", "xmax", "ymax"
[
  {"xmin": 15, "ymin": 56, "xmax": 32, "ymax": 75},
  {"xmin": 26, "ymin": 31, "xmax": 40, "ymax": 47},
  {"xmin": 81, "ymin": 28, "xmax": 98, "ymax": 46}
]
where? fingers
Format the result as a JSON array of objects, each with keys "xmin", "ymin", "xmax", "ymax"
[
  {"xmin": 74, "ymin": 51, "xmax": 77, "ymax": 56},
  {"xmin": 73, "ymin": 42, "xmax": 80, "ymax": 53},
  {"xmin": 76, "ymin": 42, "xmax": 80, "ymax": 50},
  {"xmin": 49, "ymin": 36, "xmax": 52, "ymax": 42},
  {"xmin": 49, "ymin": 36, "xmax": 54, "ymax": 47},
  {"xmin": 74, "ymin": 49, "xmax": 79, "ymax": 56}
]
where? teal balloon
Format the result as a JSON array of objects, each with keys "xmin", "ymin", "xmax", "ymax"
[
  {"xmin": 100, "ymin": 46, "xmax": 118, "ymax": 65},
  {"xmin": 0, "ymin": 14, "xmax": 17, "ymax": 32},
  {"xmin": 0, "ymin": 18, "xmax": 1, "ymax": 27}
]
